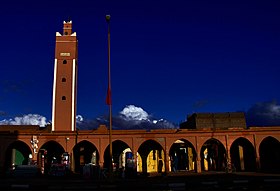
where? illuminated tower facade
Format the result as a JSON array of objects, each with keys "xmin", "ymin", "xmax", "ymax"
[{"xmin": 52, "ymin": 21, "xmax": 78, "ymax": 131}]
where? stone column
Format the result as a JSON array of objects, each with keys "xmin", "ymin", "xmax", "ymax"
[
  {"xmin": 196, "ymin": 156, "xmax": 202, "ymax": 173},
  {"xmin": 225, "ymin": 135, "xmax": 232, "ymax": 164},
  {"xmin": 195, "ymin": 136, "xmax": 202, "ymax": 173},
  {"xmin": 254, "ymin": 134, "xmax": 261, "ymax": 171},
  {"xmin": 165, "ymin": 147, "xmax": 170, "ymax": 173}
]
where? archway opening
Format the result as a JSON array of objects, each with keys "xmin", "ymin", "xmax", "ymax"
[
  {"xmin": 38, "ymin": 141, "xmax": 65, "ymax": 175},
  {"xmin": 169, "ymin": 139, "xmax": 196, "ymax": 172},
  {"xmin": 230, "ymin": 137, "xmax": 256, "ymax": 172},
  {"xmin": 103, "ymin": 140, "xmax": 132, "ymax": 172},
  {"xmin": 200, "ymin": 138, "xmax": 226, "ymax": 171},
  {"xmin": 5, "ymin": 141, "xmax": 32, "ymax": 172},
  {"xmin": 137, "ymin": 140, "xmax": 165, "ymax": 174},
  {"xmin": 260, "ymin": 136, "xmax": 280, "ymax": 173},
  {"xmin": 73, "ymin": 140, "xmax": 99, "ymax": 173}
]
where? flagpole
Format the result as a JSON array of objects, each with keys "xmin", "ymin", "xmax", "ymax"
[{"xmin": 106, "ymin": 14, "xmax": 113, "ymax": 178}]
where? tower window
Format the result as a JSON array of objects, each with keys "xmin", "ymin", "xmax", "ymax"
[
  {"xmin": 62, "ymin": 78, "xmax": 66, "ymax": 82},
  {"xmin": 62, "ymin": 96, "xmax": 66, "ymax": 100},
  {"xmin": 63, "ymin": 60, "xmax": 67, "ymax": 64},
  {"xmin": 64, "ymin": 32, "xmax": 68, "ymax": 35}
]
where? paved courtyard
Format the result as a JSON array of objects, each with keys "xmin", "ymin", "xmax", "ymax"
[{"xmin": 1, "ymin": 172, "xmax": 280, "ymax": 191}]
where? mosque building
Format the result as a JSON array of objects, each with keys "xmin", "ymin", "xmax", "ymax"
[{"xmin": 0, "ymin": 21, "xmax": 280, "ymax": 177}]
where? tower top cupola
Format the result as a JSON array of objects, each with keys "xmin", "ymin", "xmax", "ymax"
[{"xmin": 63, "ymin": 20, "xmax": 72, "ymax": 36}]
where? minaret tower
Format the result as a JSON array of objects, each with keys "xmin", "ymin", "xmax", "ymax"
[{"xmin": 52, "ymin": 21, "xmax": 78, "ymax": 131}]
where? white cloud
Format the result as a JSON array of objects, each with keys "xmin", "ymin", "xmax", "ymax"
[
  {"xmin": 0, "ymin": 107, "xmax": 176, "ymax": 130},
  {"xmin": 116, "ymin": 105, "xmax": 176, "ymax": 129},
  {"xmin": 76, "ymin": 105, "xmax": 177, "ymax": 130},
  {"xmin": 246, "ymin": 100, "xmax": 280, "ymax": 126},
  {"xmin": 76, "ymin": 115, "xmax": 84, "ymax": 123},
  {"xmin": 0, "ymin": 114, "xmax": 47, "ymax": 127},
  {"xmin": 120, "ymin": 105, "xmax": 149, "ymax": 121}
]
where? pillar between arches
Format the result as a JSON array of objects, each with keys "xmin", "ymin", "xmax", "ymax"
[
  {"xmin": 164, "ymin": 149, "xmax": 170, "ymax": 173},
  {"xmin": 195, "ymin": 136, "xmax": 201, "ymax": 173},
  {"xmin": 99, "ymin": 138, "xmax": 107, "ymax": 169},
  {"xmin": 225, "ymin": 135, "xmax": 232, "ymax": 167},
  {"xmin": 255, "ymin": 156, "xmax": 260, "ymax": 171},
  {"xmin": 133, "ymin": 151, "xmax": 137, "ymax": 171},
  {"xmin": 99, "ymin": 160, "xmax": 104, "ymax": 168},
  {"xmin": 32, "ymin": 152, "xmax": 38, "ymax": 162},
  {"xmin": 196, "ymin": 156, "xmax": 201, "ymax": 173},
  {"xmin": 98, "ymin": 151, "xmax": 105, "ymax": 169},
  {"xmin": 132, "ymin": 137, "xmax": 137, "ymax": 171},
  {"xmin": 253, "ymin": 134, "xmax": 261, "ymax": 171}
]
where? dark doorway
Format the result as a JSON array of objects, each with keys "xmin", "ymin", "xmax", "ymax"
[
  {"xmin": 200, "ymin": 138, "xmax": 226, "ymax": 171},
  {"xmin": 103, "ymin": 140, "xmax": 131, "ymax": 171},
  {"xmin": 38, "ymin": 141, "xmax": 65, "ymax": 175},
  {"xmin": 169, "ymin": 139, "xmax": 196, "ymax": 172},
  {"xmin": 259, "ymin": 136, "xmax": 280, "ymax": 173},
  {"xmin": 137, "ymin": 140, "xmax": 165, "ymax": 173},
  {"xmin": 230, "ymin": 137, "xmax": 256, "ymax": 172},
  {"xmin": 5, "ymin": 141, "xmax": 32, "ymax": 171},
  {"xmin": 73, "ymin": 140, "xmax": 99, "ymax": 173}
]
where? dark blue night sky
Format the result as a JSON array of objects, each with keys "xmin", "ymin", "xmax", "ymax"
[{"xmin": 0, "ymin": 0, "xmax": 280, "ymax": 128}]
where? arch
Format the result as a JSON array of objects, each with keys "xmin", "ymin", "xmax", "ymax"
[
  {"xmin": 200, "ymin": 138, "xmax": 226, "ymax": 171},
  {"xmin": 5, "ymin": 140, "xmax": 32, "ymax": 172},
  {"xmin": 73, "ymin": 140, "xmax": 99, "ymax": 173},
  {"xmin": 103, "ymin": 140, "xmax": 132, "ymax": 171},
  {"xmin": 137, "ymin": 139, "xmax": 165, "ymax": 174},
  {"xmin": 38, "ymin": 141, "xmax": 65, "ymax": 175},
  {"xmin": 259, "ymin": 136, "xmax": 280, "ymax": 173},
  {"xmin": 230, "ymin": 137, "xmax": 256, "ymax": 172},
  {"xmin": 169, "ymin": 139, "xmax": 197, "ymax": 172}
]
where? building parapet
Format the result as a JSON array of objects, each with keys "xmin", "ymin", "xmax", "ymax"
[{"xmin": 180, "ymin": 112, "xmax": 247, "ymax": 130}]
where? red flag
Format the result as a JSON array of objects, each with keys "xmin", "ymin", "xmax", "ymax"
[{"xmin": 106, "ymin": 87, "xmax": 112, "ymax": 105}]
